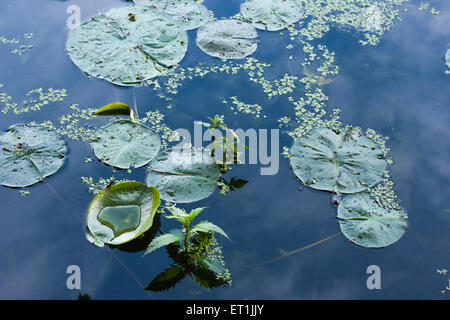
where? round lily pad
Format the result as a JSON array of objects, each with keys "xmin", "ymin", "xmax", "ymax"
[
  {"xmin": 0, "ymin": 124, "xmax": 66, "ymax": 187},
  {"xmin": 241, "ymin": 0, "xmax": 303, "ymax": 31},
  {"xmin": 135, "ymin": 0, "xmax": 210, "ymax": 30},
  {"xmin": 66, "ymin": 6, "xmax": 188, "ymax": 86},
  {"xmin": 91, "ymin": 120, "xmax": 161, "ymax": 169},
  {"xmin": 86, "ymin": 181, "xmax": 161, "ymax": 246},
  {"xmin": 290, "ymin": 127, "xmax": 387, "ymax": 194},
  {"xmin": 146, "ymin": 147, "xmax": 221, "ymax": 203},
  {"xmin": 337, "ymin": 192, "xmax": 407, "ymax": 248},
  {"xmin": 196, "ymin": 19, "xmax": 259, "ymax": 60}
]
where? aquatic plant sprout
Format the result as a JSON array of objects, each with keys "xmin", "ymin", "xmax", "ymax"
[
  {"xmin": 337, "ymin": 192, "xmax": 407, "ymax": 248},
  {"xmin": 241, "ymin": 0, "xmax": 303, "ymax": 31},
  {"xmin": 86, "ymin": 181, "xmax": 160, "ymax": 247},
  {"xmin": 0, "ymin": 124, "xmax": 66, "ymax": 187},
  {"xmin": 146, "ymin": 147, "xmax": 221, "ymax": 203},
  {"xmin": 66, "ymin": 6, "xmax": 188, "ymax": 86},
  {"xmin": 134, "ymin": 0, "xmax": 210, "ymax": 30},
  {"xmin": 290, "ymin": 127, "xmax": 387, "ymax": 194},
  {"xmin": 196, "ymin": 19, "xmax": 259, "ymax": 60}
]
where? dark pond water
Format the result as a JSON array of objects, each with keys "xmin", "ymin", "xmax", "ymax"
[{"xmin": 0, "ymin": 0, "xmax": 448, "ymax": 299}]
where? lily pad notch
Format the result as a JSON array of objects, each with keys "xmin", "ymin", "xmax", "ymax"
[
  {"xmin": 0, "ymin": 123, "xmax": 67, "ymax": 188},
  {"xmin": 91, "ymin": 102, "xmax": 161, "ymax": 170},
  {"xmin": 66, "ymin": 5, "xmax": 188, "ymax": 86}
]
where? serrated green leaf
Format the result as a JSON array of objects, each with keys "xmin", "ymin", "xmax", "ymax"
[
  {"xmin": 185, "ymin": 207, "xmax": 207, "ymax": 227},
  {"xmin": 189, "ymin": 221, "xmax": 230, "ymax": 240},
  {"xmin": 145, "ymin": 265, "xmax": 187, "ymax": 291},
  {"xmin": 144, "ymin": 231, "xmax": 184, "ymax": 256}
]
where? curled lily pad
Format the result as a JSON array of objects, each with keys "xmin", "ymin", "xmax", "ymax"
[
  {"xmin": 0, "ymin": 124, "xmax": 66, "ymax": 187},
  {"xmin": 135, "ymin": 0, "xmax": 210, "ymax": 30},
  {"xmin": 337, "ymin": 192, "xmax": 407, "ymax": 248},
  {"xmin": 91, "ymin": 120, "xmax": 161, "ymax": 169},
  {"xmin": 146, "ymin": 147, "xmax": 221, "ymax": 203},
  {"xmin": 290, "ymin": 127, "xmax": 387, "ymax": 194},
  {"xmin": 66, "ymin": 6, "xmax": 188, "ymax": 86},
  {"xmin": 241, "ymin": 0, "xmax": 303, "ymax": 31},
  {"xmin": 196, "ymin": 19, "xmax": 259, "ymax": 60},
  {"xmin": 86, "ymin": 181, "xmax": 160, "ymax": 246}
]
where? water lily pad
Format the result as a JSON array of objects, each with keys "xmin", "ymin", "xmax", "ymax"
[
  {"xmin": 290, "ymin": 127, "xmax": 387, "ymax": 194},
  {"xmin": 146, "ymin": 147, "xmax": 221, "ymax": 203},
  {"xmin": 91, "ymin": 120, "xmax": 161, "ymax": 169},
  {"xmin": 134, "ymin": 0, "xmax": 210, "ymax": 30},
  {"xmin": 66, "ymin": 6, "xmax": 188, "ymax": 86},
  {"xmin": 241, "ymin": 0, "xmax": 303, "ymax": 31},
  {"xmin": 196, "ymin": 19, "xmax": 259, "ymax": 60},
  {"xmin": 337, "ymin": 192, "xmax": 407, "ymax": 248},
  {"xmin": 0, "ymin": 124, "xmax": 66, "ymax": 187},
  {"xmin": 86, "ymin": 181, "xmax": 160, "ymax": 246}
]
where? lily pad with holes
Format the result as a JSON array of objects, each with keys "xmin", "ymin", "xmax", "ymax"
[
  {"xmin": 0, "ymin": 124, "xmax": 66, "ymax": 187},
  {"xmin": 146, "ymin": 147, "xmax": 221, "ymax": 203},
  {"xmin": 66, "ymin": 6, "xmax": 188, "ymax": 86},
  {"xmin": 290, "ymin": 127, "xmax": 387, "ymax": 194},
  {"xmin": 91, "ymin": 120, "xmax": 161, "ymax": 169},
  {"xmin": 196, "ymin": 19, "xmax": 259, "ymax": 60},
  {"xmin": 134, "ymin": 0, "xmax": 210, "ymax": 30},
  {"xmin": 241, "ymin": 0, "xmax": 303, "ymax": 31},
  {"xmin": 337, "ymin": 192, "xmax": 407, "ymax": 248},
  {"xmin": 86, "ymin": 181, "xmax": 161, "ymax": 247}
]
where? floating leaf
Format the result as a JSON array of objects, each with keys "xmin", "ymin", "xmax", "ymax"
[
  {"xmin": 66, "ymin": 6, "xmax": 188, "ymax": 86},
  {"xmin": 196, "ymin": 19, "xmax": 259, "ymax": 60},
  {"xmin": 146, "ymin": 147, "xmax": 221, "ymax": 203},
  {"xmin": 86, "ymin": 181, "xmax": 160, "ymax": 246},
  {"xmin": 0, "ymin": 124, "xmax": 66, "ymax": 187},
  {"xmin": 189, "ymin": 221, "xmax": 230, "ymax": 240},
  {"xmin": 94, "ymin": 102, "xmax": 135, "ymax": 121},
  {"xmin": 290, "ymin": 127, "xmax": 387, "ymax": 194},
  {"xmin": 135, "ymin": 0, "xmax": 210, "ymax": 30},
  {"xmin": 337, "ymin": 192, "xmax": 407, "ymax": 248},
  {"xmin": 241, "ymin": 0, "xmax": 303, "ymax": 31},
  {"xmin": 91, "ymin": 120, "xmax": 161, "ymax": 169}
]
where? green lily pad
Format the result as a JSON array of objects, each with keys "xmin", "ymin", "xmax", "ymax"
[
  {"xmin": 91, "ymin": 120, "xmax": 161, "ymax": 169},
  {"xmin": 66, "ymin": 6, "xmax": 188, "ymax": 86},
  {"xmin": 337, "ymin": 192, "xmax": 407, "ymax": 248},
  {"xmin": 146, "ymin": 147, "xmax": 221, "ymax": 203},
  {"xmin": 134, "ymin": 0, "xmax": 210, "ymax": 30},
  {"xmin": 241, "ymin": 0, "xmax": 303, "ymax": 31},
  {"xmin": 196, "ymin": 19, "xmax": 259, "ymax": 60},
  {"xmin": 290, "ymin": 127, "xmax": 387, "ymax": 194},
  {"xmin": 86, "ymin": 181, "xmax": 160, "ymax": 246},
  {"xmin": 0, "ymin": 124, "xmax": 66, "ymax": 187}
]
